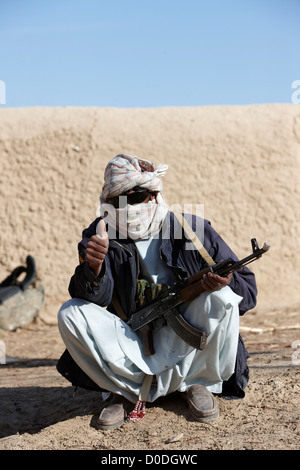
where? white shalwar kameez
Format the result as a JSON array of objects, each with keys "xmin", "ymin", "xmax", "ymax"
[{"xmin": 58, "ymin": 236, "xmax": 242, "ymax": 405}]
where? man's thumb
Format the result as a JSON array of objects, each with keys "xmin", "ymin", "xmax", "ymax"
[{"xmin": 96, "ymin": 219, "xmax": 108, "ymax": 238}]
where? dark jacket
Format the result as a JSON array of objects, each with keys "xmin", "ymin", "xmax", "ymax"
[{"xmin": 59, "ymin": 212, "xmax": 257, "ymax": 398}]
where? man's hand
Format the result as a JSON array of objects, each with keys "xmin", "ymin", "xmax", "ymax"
[
  {"xmin": 85, "ymin": 219, "xmax": 109, "ymax": 277},
  {"xmin": 201, "ymin": 272, "xmax": 232, "ymax": 292}
]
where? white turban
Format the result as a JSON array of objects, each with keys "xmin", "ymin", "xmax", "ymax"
[
  {"xmin": 99, "ymin": 154, "xmax": 169, "ymax": 240},
  {"xmin": 100, "ymin": 154, "xmax": 168, "ymax": 203}
]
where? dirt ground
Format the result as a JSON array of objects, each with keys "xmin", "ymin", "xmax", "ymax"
[{"xmin": 1, "ymin": 303, "xmax": 300, "ymax": 452}]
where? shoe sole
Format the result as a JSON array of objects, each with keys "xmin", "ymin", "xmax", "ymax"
[
  {"xmin": 188, "ymin": 406, "xmax": 220, "ymax": 423},
  {"xmin": 96, "ymin": 418, "xmax": 125, "ymax": 430}
]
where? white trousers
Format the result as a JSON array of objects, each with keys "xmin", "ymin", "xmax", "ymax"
[{"xmin": 57, "ymin": 286, "xmax": 241, "ymax": 403}]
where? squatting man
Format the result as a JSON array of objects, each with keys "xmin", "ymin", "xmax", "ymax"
[{"xmin": 57, "ymin": 154, "xmax": 257, "ymax": 429}]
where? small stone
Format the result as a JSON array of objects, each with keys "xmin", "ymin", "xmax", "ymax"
[{"xmin": 165, "ymin": 433, "xmax": 184, "ymax": 444}]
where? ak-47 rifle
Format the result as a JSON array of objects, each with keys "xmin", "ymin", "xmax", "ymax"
[{"xmin": 128, "ymin": 238, "xmax": 271, "ymax": 356}]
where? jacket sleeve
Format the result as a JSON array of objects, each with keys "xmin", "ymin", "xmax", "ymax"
[
  {"xmin": 68, "ymin": 220, "xmax": 114, "ymax": 307},
  {"xmin": 205, "ymin": 223, "xmax": 258, "ymax": 315}
]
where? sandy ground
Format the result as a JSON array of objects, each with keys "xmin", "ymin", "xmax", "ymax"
[
  {"xmin": 0, "ymin": 104, "xmax": 300, "ymax": 452},
  {"xmin": 0, "ymin": 305, "xmax": 299, "ymax": 451}
]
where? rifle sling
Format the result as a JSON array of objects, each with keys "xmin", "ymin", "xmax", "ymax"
[
  {"xmin": 165, "ymin": 309, "xmax": 207, "ymax": 350},
  {"xmin": 168, "ymin": 212, "xmax": 215, "ymax": 349},
  {"xmin": 172, "ymin": 211, "xmax": 216, "ymax": 267}
]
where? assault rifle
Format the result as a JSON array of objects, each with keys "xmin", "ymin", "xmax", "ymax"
[{"xmin": 128, "ymin": 238, "xmax": 271, "ymax": 356}]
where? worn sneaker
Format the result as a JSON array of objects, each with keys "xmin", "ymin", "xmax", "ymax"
[
  {"xmin": 97, "ymin": 397, "xmax": 127, "ymax": 430},
  {"xmin": 182, "ymin": 384, "xmax": 219, "ymax": 422}
]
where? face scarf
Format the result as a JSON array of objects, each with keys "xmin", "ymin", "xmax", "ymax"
[
  {"xmin": 99, "ymin": 154, "xmax": 169, "ymax": 240},
  {"xmin": 101, "ymin": 193, "xmax": 168, "ymax": 240}
]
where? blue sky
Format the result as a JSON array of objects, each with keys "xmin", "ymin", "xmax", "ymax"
[{"xmin": 0, "ymin": 0, "xmax": 299, "ymax": 108}]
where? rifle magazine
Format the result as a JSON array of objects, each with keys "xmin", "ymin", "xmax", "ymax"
[{"xmin": 166, "ymin": 310, "xmax": 207, "ymax": 350}]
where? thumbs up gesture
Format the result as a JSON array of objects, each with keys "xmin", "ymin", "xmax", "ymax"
[{"xmin": 86, "ymin": 219, "xmax": 109, "ymax": 277}]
